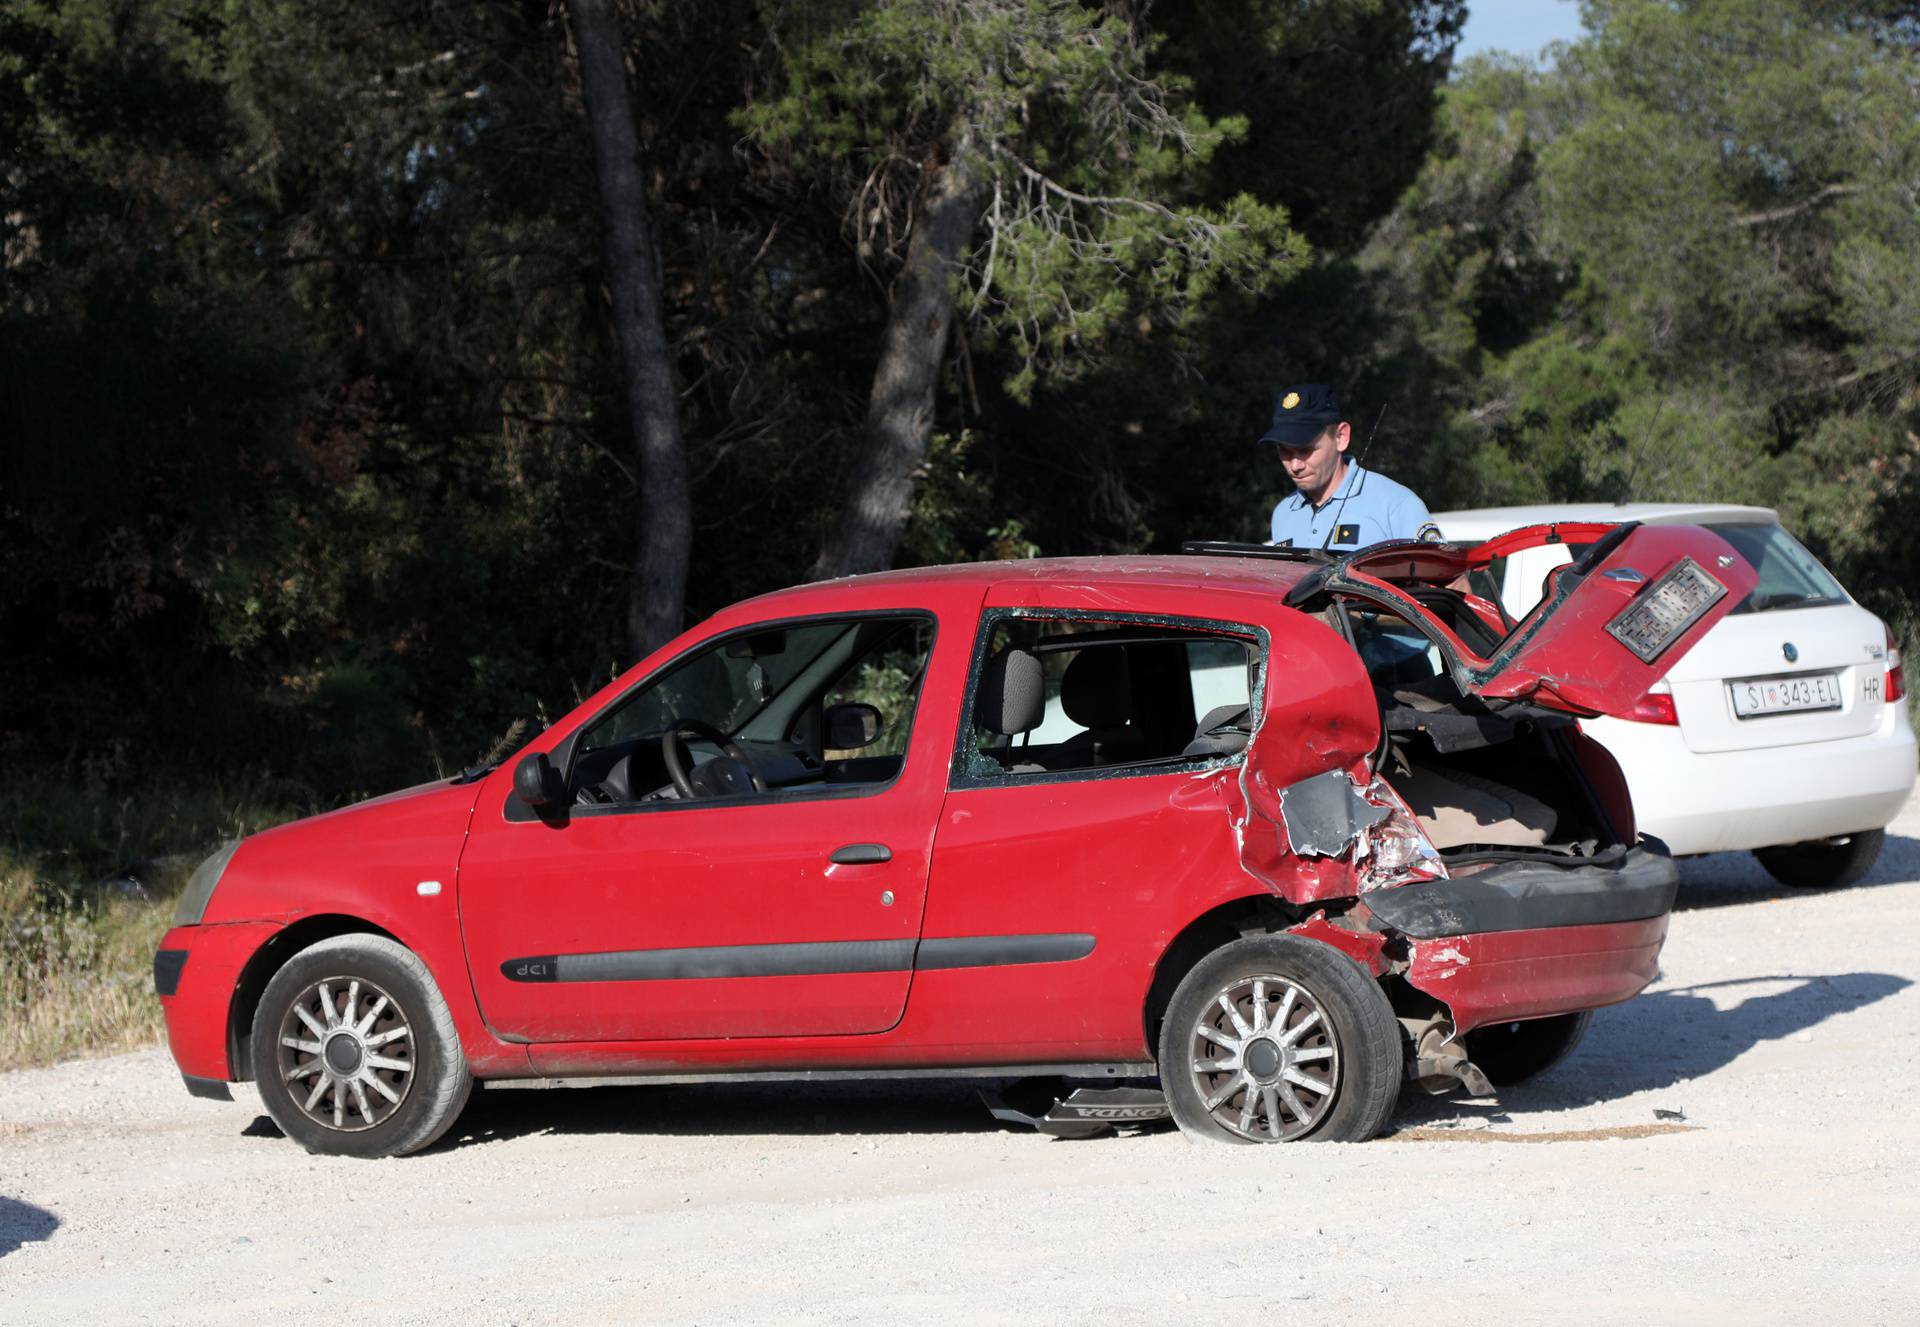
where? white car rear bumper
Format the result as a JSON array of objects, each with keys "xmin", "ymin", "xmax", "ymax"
[{"xmin": 1585, "ymin": 704, "xmax": 1917, "ymax": 856}]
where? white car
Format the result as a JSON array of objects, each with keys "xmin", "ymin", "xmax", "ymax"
[{"xmin": 1432, "ymin": 503, "xmax": 1916, "ymax": 886}]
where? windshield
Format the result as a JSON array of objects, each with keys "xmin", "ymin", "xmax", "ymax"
[
  {"xmin": 1704, "ymin": 522, "xmax": 1847, "ymax": 614},
  {"xmin": 579, "ymin": 620, "xmax": 856, "ymax": 752}
]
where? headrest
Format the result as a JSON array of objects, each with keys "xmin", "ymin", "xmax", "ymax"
[
  {"xmin": 1061, "ymin": 647, "xmax": 1131, "ymax": 729},
  {"xmin": 976, "ymin": 648, "xmax": 1044, "ymax": 736}
]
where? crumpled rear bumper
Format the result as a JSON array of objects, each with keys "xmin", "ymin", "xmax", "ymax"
[{"xmin": 1357, "ymin": 841, "xmax": 1677, "ymax": 1035}]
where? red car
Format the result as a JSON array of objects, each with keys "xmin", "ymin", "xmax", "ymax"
[{"xmin": 155, "ymin": 524, "xmax": 1754, "ymax": 1155}]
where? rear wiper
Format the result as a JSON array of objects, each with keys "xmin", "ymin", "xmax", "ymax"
[{"xmin": 1745, "ymin": 590, "xmax": 1831, "ymax": 612}]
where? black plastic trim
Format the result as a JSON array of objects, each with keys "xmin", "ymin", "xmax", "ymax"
[
  {"xmin": 182, "ymin": 1074, "xmax": 232, "ymax": 1101},
  {"xmin": 500, "ymin": 933, "xmax": 1097, "ymax": 983},
  {"xmin": 153, "ymin": 948, "xmax": 189, "ymax": 997},
  {"xmin": 916, "ymin": 933, "xmax": 1095, "ymax": 970},
  {"xmin": 829, "ymin": 843, "xmax": 893, "ymax": 865},
  {"xmin": 1362, "ymin": 841, "xmax": 1678, "ymax": 938}
]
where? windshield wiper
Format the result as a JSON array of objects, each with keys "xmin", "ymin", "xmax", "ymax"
[{"xmin": 450, "ymin": 762, "xmax": 497, "ymax": 784}]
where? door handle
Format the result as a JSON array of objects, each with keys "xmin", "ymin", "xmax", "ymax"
[{"xmin": 830, "ymin": 843, "xmax": 892, "ymax": 865}]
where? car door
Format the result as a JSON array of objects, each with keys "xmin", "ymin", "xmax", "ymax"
[
  {"xmin": 1293, "ymin": 522, "xmax": 1760, "ymax": 717},
  {"xmin": 910, "ymin": 609, "xmax": 1277, "ymax": 1061},
  {"xmin": 456, "ymin": 609, "xmax": 966, "ymax": 1045}
]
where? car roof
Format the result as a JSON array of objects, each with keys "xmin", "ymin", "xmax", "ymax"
[
  {"xmin": 726, "ymin": 553, "xmax": 1318, "ymax": 616},
  {"xmin": 1435, "ymin": 502, "xmax": 1778, "ymax": 539}
]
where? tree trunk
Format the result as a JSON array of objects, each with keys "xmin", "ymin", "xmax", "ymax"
[
  {"xmin": 812, "ymin": 144, "xmax": 985, "ymax": 581},
  {"xmin": 565, "ymin": 0, "xmax": 690, "ymax": 661}
]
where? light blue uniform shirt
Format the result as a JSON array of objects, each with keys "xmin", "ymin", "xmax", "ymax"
[{"xmin": 1269, "ymin": 462, "xmax": 1440, "ymax": 550}]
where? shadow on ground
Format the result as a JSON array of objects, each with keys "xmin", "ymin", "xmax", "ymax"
[
  {"xmin": 1672, "ymin": 832, "xmax": 1920, "ymax": 912},
  {"xmin": 437, "ymin": 1075, "xmax": 1025, "ymax": 1151},
  {"xmin": 431, "ymin": 970, "xmax": 1907, "ymax": 1145},
  {"xmin": 0, "ymin": 1196, "xmax": 59, "ymax": 1258},
  {"xmin": 1396, "ymin": 969, "xmax": 1910, "ymax": 1130}
]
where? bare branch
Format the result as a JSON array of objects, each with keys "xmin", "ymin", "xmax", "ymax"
[{"xmin": 1732, "ymin": 183, "xmax": 1858, "ymax": 227}]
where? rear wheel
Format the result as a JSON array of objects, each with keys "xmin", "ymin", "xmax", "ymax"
[
  {"xmin": 1158, "ymin": 935, "xmax": 1401, "ymax": 1144},
  {"xmin": 1754, "ymin": 828, "xmax": 1884, "ymax": 889},
  {"xmin": 1463, "ymin": 1011, "xmax": 1592, "ymax": 1087},
  {"xmin": 251, "ymin": 934, "xmax": 471, "ymax": 1158}
]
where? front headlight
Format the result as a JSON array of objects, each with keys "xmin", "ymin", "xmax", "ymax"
[{"xmin": 173, "ymin": 839, "xmax": 242, "ymax": 926}]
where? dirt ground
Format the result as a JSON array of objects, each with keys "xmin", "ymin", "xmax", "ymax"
[{"xmin": 6, "ymin": 794, "xmax": 1920, "ymax": 1326}]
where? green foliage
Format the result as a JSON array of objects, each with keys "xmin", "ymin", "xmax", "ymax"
[
  {"xmin": 740, "ymin": 0, "xmax": 1307, "ymax": 396},
  {"xmin": 2, "ymin": 2, "xmax": 1460, "ymax": 833}
]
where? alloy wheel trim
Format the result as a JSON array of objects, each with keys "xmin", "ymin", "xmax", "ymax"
[
  {"xmin": 1187, "ymin": 971, "xmax": 1341, "ymax": 1142},
  {"xmin": 275, "ymin": 975, "xmax": 416, "ymax": 1133}
]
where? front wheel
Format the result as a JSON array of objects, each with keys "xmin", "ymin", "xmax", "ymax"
[
  {"xmin": 251, "ymin": 934, "xmax": 472, "ymax": 1158},
  {"xmin": 1754, "ymin": 828, "xmax": 1884, "ymax": 889},
  {"xmin": 1157, "ymin": 935, "xmax": 1402, "ymax": 1144}
]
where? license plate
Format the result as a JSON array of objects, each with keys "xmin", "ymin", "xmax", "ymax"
[
  {"xmin": 1729, "ymin": 672, "xmax": 1844, "ymax": 718},
  {"xmin": 1605, "ymin": 557, "xmax": 1728, "ymax": 663}
]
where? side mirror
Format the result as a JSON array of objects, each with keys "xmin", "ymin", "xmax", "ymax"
[
  {"xmin": 513, "ymin": 752, "xmax": 563, "ymax": 807},
  {"xmin": 825, "ymin": 702, "xmax": 882, "ymax": 751}
]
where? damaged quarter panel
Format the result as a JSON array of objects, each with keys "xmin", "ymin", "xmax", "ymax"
[{"xmin": 1230, "ymin": 620, "xmax": 1446, "ymax": 904}]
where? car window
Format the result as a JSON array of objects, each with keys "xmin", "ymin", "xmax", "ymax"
[
  {"xmin": 579, "ymin": 618, "xmax": 880, "ymax": 753},
  {"xmin": 1704, "ymin": 522, "xmax": 1847, "ymax": 613},
  {"xmin": 963, "ymin": 615, "xmax": 1260, "ymax": 782},
  {"xmin": 1343, "ymin": 606, "xmax": 1445, "ymax": 687},
  {"xmin": 817, "ymin": 619, "xmax": 936, "ymax": 759}
]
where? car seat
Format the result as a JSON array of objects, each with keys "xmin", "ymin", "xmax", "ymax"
[
  {"xmin": 1057, "ymin": 647, "xmax": 1149, "ymax": 767},
  {"xmin": 974, "ymin": 647, "xmax": 1047, "ymax": 773}
]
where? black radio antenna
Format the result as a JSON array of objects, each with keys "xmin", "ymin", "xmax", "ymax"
[{"xmin": 1322, "ymin": 403, "xmax": 1388, "ymax": 550}]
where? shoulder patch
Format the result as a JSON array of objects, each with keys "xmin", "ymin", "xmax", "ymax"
[{"xmin": 1416, "ymin": 522, "xmax": 1444, "ymax": 544}]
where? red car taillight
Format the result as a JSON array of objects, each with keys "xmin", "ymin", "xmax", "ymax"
[
  {"xmin": 1886, "ymin": 623, "xmax": 1906, "ymax": 703},
  {"xmin": 1624, "ymin": 680, "xmax": 1678, "ymax": 725}
]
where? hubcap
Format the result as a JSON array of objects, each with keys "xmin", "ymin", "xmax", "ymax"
[
  {"xmin": 324, "ymin": 1033, "xmax": 363, "ymax": 1074},
  {"xmin": 1187, "ymin": 973, "xmax": 1339, "ymax": 1141},
  {"xmin": 275, "ymin": 977, "xmax": 415, "ymax": 1133}
]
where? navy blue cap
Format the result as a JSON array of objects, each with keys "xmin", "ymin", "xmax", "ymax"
[{"xmin": 1260, "ymin": 384, "xmax": 1344, "ymax": 448}]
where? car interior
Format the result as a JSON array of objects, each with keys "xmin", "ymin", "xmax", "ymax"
[
  {"xmin": 566, "ymin": 615, "xmax": 936, "ymax": 805},
  {"xmin": 1332, "ymin": 594, "xmax": 1626, "ymax": 860},
  {"xmin": 969, "ymin": 620, "xmax": 1259, "ymax": 778}
]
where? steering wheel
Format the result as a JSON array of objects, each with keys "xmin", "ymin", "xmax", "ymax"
[{"xmin": 661, "ymin": 719, "xmax": 768, "ymax": 799}]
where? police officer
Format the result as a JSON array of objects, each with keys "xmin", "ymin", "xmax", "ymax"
[{"xmin": 1261, "ymin": 384, "xmax": 1440, "ymax": 549}]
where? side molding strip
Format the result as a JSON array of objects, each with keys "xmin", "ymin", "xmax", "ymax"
[
  {"xmin": 915, "ymin": 933, "xmax": 1095, "ymax": 970},
  {"xmin": 500, "ymin": 933, "xmax": 1095, "ymax": 984}
]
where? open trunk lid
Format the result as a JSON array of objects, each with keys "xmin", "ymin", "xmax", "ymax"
[{"xmin": 1287, "ymin": 522, "xmax": 1759, "ymax": 719}]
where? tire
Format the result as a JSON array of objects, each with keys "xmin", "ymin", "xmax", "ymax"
[
  {"xmin": 1157, "ymin": 935, "xmax": 1401, "ymax": 1144},
  {"xmin": 1753, "ymin": 828, "xmax": 1884, "ymax": 890},
  {"xmin": 251, "ymin": 934, "xmax": 472, "ymax": 1158},
  {"xmin": 1462, "ymin": 1011, "xmax": 1592, "ymax": 1087}
]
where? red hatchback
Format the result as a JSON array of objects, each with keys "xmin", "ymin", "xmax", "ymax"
[{"xmin": 156, "ymin": 525, "xmax": 1754, "ymax": 1155}]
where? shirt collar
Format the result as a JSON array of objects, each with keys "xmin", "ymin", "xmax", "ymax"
[{"xmin": 1297, "ymin": 461, "xmax": 1363, "ymax": 513}]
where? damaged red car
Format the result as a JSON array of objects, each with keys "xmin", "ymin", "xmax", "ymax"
[{"xmin": 155, "ymin": 522, "xmax": 1754, "ymax": 1155}]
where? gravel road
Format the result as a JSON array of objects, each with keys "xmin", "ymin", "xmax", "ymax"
[{"xmin": 7, "ymin": 794, "xmax": 1920, "ymax": 1326}]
